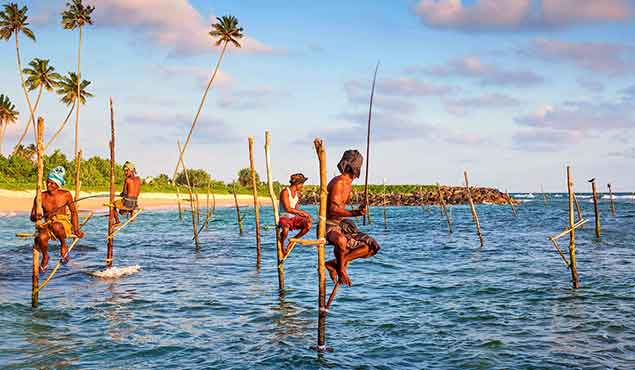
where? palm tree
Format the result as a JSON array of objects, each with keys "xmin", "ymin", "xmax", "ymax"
[
  {"xmin": 62, "ymin": 0, "xmax": 94, "ymax": 198},
  {"xmin": 171, "ymin": 15, "xmax": 243, "ymax": 181},
  {"xmin": 0, "ymin": 3, "xmax": 37, "ymax": 143},
  {"xmin": 12, "ymin": 58, "xmax": 61, "ymax": 151},
  {"xmin": 0, "ymin": 94, "xmax": 19, "ymax": 156},
  {"xmin": 45, "ymin": 72, "xmax": 92, "ymax": 151}
]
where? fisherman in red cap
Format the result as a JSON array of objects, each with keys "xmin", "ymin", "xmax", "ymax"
[{"xmin": 278, "ymin": 173, "xmax": 312, "ymax": 254}]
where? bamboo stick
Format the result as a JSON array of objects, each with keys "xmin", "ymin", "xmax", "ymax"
[
  {"xmin": 436, "ymin": 183, "xmax": 452, "ymax": 234},
  {"xmin": 548, "ymin": 237, "xmax": 570, "ymax": 268},
  {"xmin": 75, "ymin": 149, "xmax": 82, "ymax": 201},
  {"xmin": 550, "ymin": 218, "xmax": 588, "ymax": 241},
  {"xmin": 314, "ymin": 138, "xmax": 328, "ymax": 351},
  {"xmin": 590, "ymin": 179, "xmax": 601, "ymax": 239},
  {"xmin": 177, "ymin": 141, "xmax": 199, "ymax": 248},
  {"xmin": 32, "ymin": 117, "xmax": 45, "ymax": 308},
  {"xmin": 573, "ymin": 192, "xmax": 583, "ymax": 223},
  {"xmin": 264, "ymin": 131, "xmax": 284, "ymax": 290},
  {"xmin": 363, "ymin": 62, "xmax": 380, "ymax": 226},
  {"xmin": 248, "ymin": 137, "xmax": 262, "ymax": 271},
  {"xmin": 205, "ymin": 178, "xmax": 211, "ymax": 231},
  {"xmin": 383, "ymin": 179, "xmax": 387, "ymax": 226},
  {"xmin": 175, "ymin": 182, "xmax": 184, "ymax": 222},
  {"xmin": 232, "ymin": 183, "xmax": 244, "ymax": 235},
  {"xmin": 106, "ymin": 98, "xmax": 116, "ymax": 267},
  {"xmin": 195, "ymin": 190, "xmax": 201, "ymax": 226},
  {"xmin": 566, "ymin": 166, "xmax": 580, "ymax": 289},
  {"xmin": 464, "ymin": 171, "xmax": 484, "ymax": 247},
  {"xmin": 106, "ymin": 209, "xmax": 143, "ymax": 240},
  {"xmin": 505, "ymin": 190, "xmax": 517, "ymax": 217},
  {"xmin": 607, "ymin": 183, "xmax": 616, "ymax": 217}
]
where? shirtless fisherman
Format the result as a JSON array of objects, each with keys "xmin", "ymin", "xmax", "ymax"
[
  {"xmin": 278, "ymin": 173, "xmax": 312, "ymax": 254},
  {"xmin": 325, "ymin": 150, "xmax": 380, "ymax": 286},
  {"xmin": 113, "ymin": 161, "xmax": 141, "ymax": 225},
  {"xmin": 31, "ymin": 166, "xmax": 84, "ymax": 272}
]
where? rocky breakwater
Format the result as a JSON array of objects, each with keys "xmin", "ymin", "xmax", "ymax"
[{"xmin": 300, "ymin": 186, "xmax": 517, "ymax": 206}]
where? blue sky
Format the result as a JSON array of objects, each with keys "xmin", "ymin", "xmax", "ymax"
[{"xmin": 1, "ymin": 0, "xmax": 634, "ymax": 192}]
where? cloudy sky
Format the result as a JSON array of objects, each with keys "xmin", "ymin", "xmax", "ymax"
[{"xmin": 1, "ymin": 0, "xmax": 634, "ymax": 192}]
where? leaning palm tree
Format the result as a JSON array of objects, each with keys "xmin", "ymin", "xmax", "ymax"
[
  {"xmin": 45, "ymin": 72, "xmax": 92, "ymax": 151},
  {"xmin": 0, "ymin": 94, "xmax": 19, "ymax": 156},
  {"xmin": 171, "ymin": 15, "xmax": 243, "ymax": 181},
  {"xmin": 62, "ymin": 0, "xmax": 94, "ymax": 198},
  {"xmin": 12, "ymin": 58, "xmax": 61, "ymax": 151},
  {"xmin": 0, "ymin": 3, "xmax": 37, "ymax": 143}
]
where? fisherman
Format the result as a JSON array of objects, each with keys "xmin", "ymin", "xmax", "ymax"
[
  {"xmin": 278, "ymin": 173, "xmax": 312, "ymax": 254},
  {"xmin": 31, "ymin": 166, "xmax": 84, "ymax": 273},
  {"xmin": 113, "ymin": 161, "xmax": 141, "ymax": 226},
  {"xmin": 325, "ymin": 150, "xmax": 380, "ymax": 287}
]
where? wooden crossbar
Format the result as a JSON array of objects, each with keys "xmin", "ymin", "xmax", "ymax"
[
  {"xmin": 289, "ymin": 238, "xmax": 326, "ymax": 246},
  {"xmin": 550, "ymin": 219, "xmax": 588, "ymax": 241},
  {"xmin": 548, "ymin": 237, "xmax": 570, "ymax": 268},
  {"xmin": 106, "ymin": 209, "xmax": 143, "ymax": 240}
]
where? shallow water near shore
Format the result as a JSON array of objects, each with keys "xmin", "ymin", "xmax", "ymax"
[{"xmin": 1, "ymin": 195, "xmax": 634, "ymax": 369}]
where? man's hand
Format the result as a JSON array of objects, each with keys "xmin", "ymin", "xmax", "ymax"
[
  {"xmin": 357, "ymin": 204, "xmax": 367, "ymax": 216},
  {"xmin": 75, "ymin": 230, "xmax": 85, "ymax": 239},
  {"xmin": 299, "ymin": 210, "xmax": 312, "ymax": 219}
]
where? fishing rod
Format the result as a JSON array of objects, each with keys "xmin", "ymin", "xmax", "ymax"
[
  {"xmin": 363, "ymin": 61, "xmax": 380, "ymax": 225},
  {"xmin": 37, "ymin": 193, "xmax": 112, "ymax": 216}
]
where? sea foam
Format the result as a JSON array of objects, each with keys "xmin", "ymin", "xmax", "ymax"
[{"xmin": 91, "ymin": 265, "xmax": 141, "ymax": 279}]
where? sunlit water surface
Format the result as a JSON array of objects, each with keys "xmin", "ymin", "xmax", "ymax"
[{"xmin": 1, "ymin": 195, "xmax": 634, "ymax": 369}]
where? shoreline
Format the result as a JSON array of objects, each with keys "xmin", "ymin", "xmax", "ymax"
[{"xmin": 0, "ymin": 189, "xmax": 272, "ymax": 215}]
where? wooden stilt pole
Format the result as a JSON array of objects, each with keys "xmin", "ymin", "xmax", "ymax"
[
  {"xmin": 264, "ymin": 131, "xmax": 284, "ymax": 290},
  {"xmin": 607, "ymin": 183, "xmax": 616, "ymax": 217},
  {"xmin": 177, "ymin": 141, "xmax": 199, "ymax": 248},
  {"xmin": 567, "ymin": 166, "xmax": 580, "ymax": 289},
  {"xmin": 464, "ymin": 172, "xmax": 484, "ymax": 247},
  {"xmin": 32, "ymin": 117, "xmax": 45, "ymax": 308},
  {"xmin": 314, "ymin": 138, "xmax": 328, "ymax": 351},
  {"xmin": 505, "ymin": 190, "xmax": 517, "ymax": 217},
  {"xmin": 437, "ymin": 183, "xmax": 452, "ymax": 234},
  {"xmin": 106, "ymin": 99, "xmax": 116, "ymax": 267},
  {"xmin": 248, "ymin": 137, "xmax": 262, "ymax": 271},
  {"xmin": 205, "ymin": 178, "xmax": 211, "ymax": 231},
  {"xmin": 175, "ymin": 182, "xmax": 184, "ymax": 222},
  {"xmin": 589, "ymin": 179, "xmax": 601, "ymax": 239},
  {"xmin": 232, "ymin": 182, "xmax": 244, "ymax": 235},
  {"xmin": 75, "ymin": 150, "xmax": 82, "ymax": 200},
  {"xmin": 382, "ymin": 179, "xmax": 387, "ymax": 226},
  {"xmin": 573, "ymin": 192, "xmax": 583, "ymax": 223},
  {"xmin": 195, "ymin": 190, "xmax": 201, "ymax": 226}
]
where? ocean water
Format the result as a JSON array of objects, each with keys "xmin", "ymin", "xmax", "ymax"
[{"xmin": 0, "ymin": 195, "xmax": 633, "ymax": 369}]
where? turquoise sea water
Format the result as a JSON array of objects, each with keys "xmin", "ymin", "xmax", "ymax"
[{"xmin": 1, "ymin": 194, "xmax": 633, "ymax": 369}]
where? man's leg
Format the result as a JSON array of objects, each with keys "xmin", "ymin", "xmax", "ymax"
[
  {"xmin": 291, "ymin": 217, "xmax": 312, "ymax": 241},
  {"xmin": 325, "ymin": 231, "xmax": 356, "ymax": 286},
  {"xmin": 280, "ymin": 226, "xmax": 290, "ymax": 255},
  {"xmin": 34, "ymin": 231, "xmax": 50, "ymax": 272},
  {"xmin": 51, "ymin": 222, "xmax": 69, "ymax": 263},
  {"xmin": 113, "ymin": 208, "xmax": 121, "ymax": 225}
]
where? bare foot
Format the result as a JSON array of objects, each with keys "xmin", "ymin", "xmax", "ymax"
[
  {"xmin": 40, "ymin": 254, "xmax": 49, "ymax": 273},
  {"xmin": 325, "ymin": 260, "xmax": 338, "ymax": 283},
  {"xmin": 338, "ymin": 269, "xmax": 352, "ymax": 287}
]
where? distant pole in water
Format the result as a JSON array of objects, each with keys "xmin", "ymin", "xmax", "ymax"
[
  {"xmin": 464, "ymin": 171, "xmax": 484, "ymax": 247},
  {"xmin": 232, "ymin": 182, "xmax": 244, "ymax": 235},
  {"xmin": 32, "ymin": 117, "xmax": 45, "ymax": 308},
  {"xmin": 106, "ymin": 98, "xmax": 116, "ymax": 268},
  {"xmin": 313, "ymin": 138, "xmax": 328, "ymax": 351},
  {"xmin": 437, "ymin": 182, "xmax": 452, "ymax": 234},
  {"xmin": 567, "ymin": 166, "xmax": 580, "ymax": 289},
  {"xmin": 177, "ymin": 141, "xmax": 200, "ymax": 249},
  {"xmin": 607, "ymin": 183, "xmax": 616, "ymax": 217},
  {"xmin": 505, "ymin": 190, "xmax": 517, "ymax": 217},
  {"xmin": 248, "ymin": 137, "xmax": 262, "ymax": 271},
  {"xmin": 264, "ymin": 131, "xmax": 284, "ymax": 290},
  {"xmin": 363, "ymin": 61, "xmax": 380, "ymax": 226},
  {"xmin": 573, "ymin": 192, "xmax": 583, "ymax": 223},
  {"xmin": 204, "ymin": 178, "xmax": 211, "ymax": 231},
  {"xmin": 382, "ymin": 178, "xmax": 388, "ymax": 226},
  {"xmin": 589, "ymin": 178, "xmax": 601, "ymax": 239},
  {"xmin": 541, "ymin": 184, "xmax": 548, "ymax": 207}
]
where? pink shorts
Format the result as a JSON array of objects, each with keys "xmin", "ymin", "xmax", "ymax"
[{"xmin": 279, "ymin": 216, "xmax": 309, "ymax": 231}]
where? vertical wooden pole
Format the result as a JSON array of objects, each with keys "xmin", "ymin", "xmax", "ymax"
[
  {"xmin": 177, "ymin": 141, "xmax": 199, "ymax": 248},
  {"xmin": 175, "ymin": 182, "xmax": 184, "ymax": 222},
  {"xmin": 205, "ymin": 178, "xmax": 211, "ymax": 231},
  {"xmin": 382, "ymin": 179, "xmax": 387, "ymax": 226},
  {"xmin": 314, "ymin": 138, "xmax": 328, "ymax": 351},
  {"xmin": 607, "ymin": 183, "xmax": 616, "ymax": 217},
  {"xmin": 264, "ymin": 131, "xmax": 284, "ymax": 290},
  {"xmin": 464, "ymin": 171, "xmax": 484, "ymax": 247},
  {"xmin": 573, "ymin": 193, "xmax": 583, "ymax": 222},
  {"xmin": 437, "ymin": 183, "xmax": 452, "ymax": 234},
  {"xmin": 541, "ymin": 184, "xmax": 548, "ymax": 207},
  {"xmin": 248, "ymin": 137, "xmax": 262, "ymax": 271},
  {"xmin": 232, "ymin": 183, "xmax": 244, "ymax": 235},
  {"xmin": 505, "ymin": 190, "xmax": 517, "ymax": 217},
  {"xmin": 106, "ymin": 98, "xmax": 116, "ymax": 268},
  {"xmin": 75, "ymin": 150, "xmax": 82, "ymax": 200},
  {"xmin": 590, "ymin": 179, "xmax": 601, "ymax": 239},
  {"xmin": 32, "ymin": 117, "xmax": 45, "ymax": 308},
  {"xmin": 567, "ymin": 166, "xmax": 580, "ymax": 289},
  {"xmin": 195, "ymin": 190, "xmax": 201, "ymax": 226}
]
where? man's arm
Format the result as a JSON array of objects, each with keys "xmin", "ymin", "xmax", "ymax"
[
  {"xmin": 328, "ymin": 180, "xmax": 364, "ymax": 218},
  {"xmin": 30, "ymin": 196, "xmax": 38, "ymax": 222},
  {"xmin": 120, "ymin": 178, "xmax": 128, "ymax": 197},
  {"xmin": 67, "ymin": 192, "xmax": 84, "ymax": 238}
]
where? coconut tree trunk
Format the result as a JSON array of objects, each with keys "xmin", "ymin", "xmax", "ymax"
[
  {"xmin": 13, "ymin": 87, "xmax": 43, "ymax": 152},
  {"xmin": 14, "ymin": 34, "xmax": 37, "ymax": 144},
  {"xmin": 74, "ymin": 26, "xmax": 83, "ymax": 200},
  {"xmin": 44, "ymin": 103, "xmax": 75, "ymax": 151},
  {"xmin": 172, "ymin": 41, "xmax": 229, "ymax": 182},
  {"xmin": 0, "ymin": 120, "xmax": 6, "ymax": 155}
]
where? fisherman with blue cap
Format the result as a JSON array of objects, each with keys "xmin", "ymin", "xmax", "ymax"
[{"xmin": 30, "ymin": 166, "xmax": 84, "ymax": 273}]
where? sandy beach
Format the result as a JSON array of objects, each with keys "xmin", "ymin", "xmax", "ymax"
[{"xmin": 0, "ymin": 189, "xmax": 271, "ymax": 215}]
